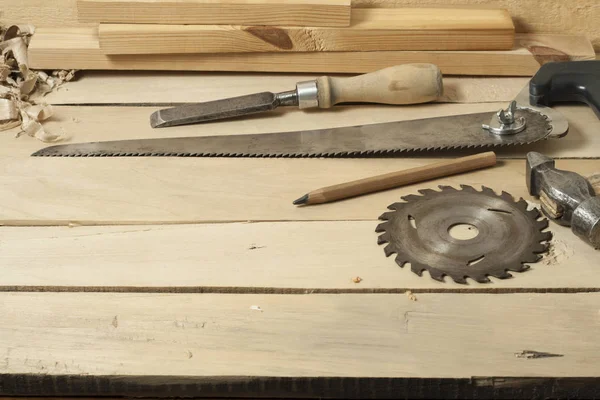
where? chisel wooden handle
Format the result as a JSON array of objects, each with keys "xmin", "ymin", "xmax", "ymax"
[
  {"xmin": 315, "ymin": 64, "xmax": 443, "ymax": 108},
  {"xmin": 294, "ymin": 152, "xmax": 497, "ymax": 205}
]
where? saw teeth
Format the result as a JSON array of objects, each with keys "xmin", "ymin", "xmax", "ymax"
[
  {"xmin": 378, "ymin": 211, "xmax": 395, "ymax": 221},
  {"xmin": 383, "ymin": 244, "xmax": 396, "ymax": 257},
  {"xmin": 480, "ymin": 186, "xmax": 496, "ymax": 196},
  {"xmin": 437, "ymin": 185, "xmax": 458, "ymax": 192},
  {"xmin": 536, "ymin": 219, "xmax": 550, "ymax": 230},
  {"xmin": 540, "ymin": 231, "xmax": 553, "ymax": 242},
  {"xmin": 400, "ymin": 194, "xmax": 422, "ymax": 202},
  {"xmin": 506, "ymin": 263, "xmax": 529, "ymax": 273},
  {"xmin": 376, "ymin": 184, "xmax": 552, "ymax": 285},
  {"xmin": 489, "ymin": 270, "xmax": 512, "ymax": 280},
  {"xmin": 375, "ymin": 222, "xmax": 389, "ymax": 233},
  {"xmin": 387, "ymin": 202, "xmax": 407, "ymax": 211},
  {"xmin": 410, "ymin": 263, "xmax": 426, "ymax": 276},
  {"xmin": 500, "ymin": 191, "xmax": 514, "ymax": 202},
  {"xmin": 377, "ymin": 232, "xmax": 391, "ymax": 244},
  {"xmin": 395, "ymin": 254, "xmax": 409, "ymax": 267},
  {"xmin": 417, "ymin": 188, "xmax": 437, "ymax": 196},
  {"xmin": 472, "ymin": 274, "xmax": 492, "ymax": 284}
]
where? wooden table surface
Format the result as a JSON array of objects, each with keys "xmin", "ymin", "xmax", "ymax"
[{"xmin": 1, "ymin": 72, "xmax": 600, "ymax": 398}]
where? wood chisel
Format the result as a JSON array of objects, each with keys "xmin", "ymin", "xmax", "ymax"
[{"xmin": 149, "ymin": 64, "xmax": 442, "ymax": 128}]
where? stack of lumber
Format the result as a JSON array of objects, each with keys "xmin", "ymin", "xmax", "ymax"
[{"xmin": 26, "ymin": 0, "xmax": 596, "ymax": 75}]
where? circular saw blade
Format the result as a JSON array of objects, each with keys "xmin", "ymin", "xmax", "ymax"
[{"xmin": 375, "ymin": 185, "xmax": 552, "ymax": 284}]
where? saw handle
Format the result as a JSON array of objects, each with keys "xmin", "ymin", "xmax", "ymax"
[
  {"xmin": 315, "ymin": 64, "xmax": 443, "ymax": 108},
  {"xmin": 529, "ymin": 60, "xmax": 600, "ymax": 119}
]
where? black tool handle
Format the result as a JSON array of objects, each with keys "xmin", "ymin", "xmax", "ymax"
[{"xmin": 529, "ymin": 60, "xmax": 600, "ymax": 119}]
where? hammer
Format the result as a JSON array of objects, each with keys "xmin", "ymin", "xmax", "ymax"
[{"xmin": 527, "ymin": 152, "xmax": 600, "ymax": 248}]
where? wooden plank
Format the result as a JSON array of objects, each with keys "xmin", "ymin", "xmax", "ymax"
[
  {"xmin": 78, "ymin": 0, "xmax": 351, "ymax": 27},
  {"xmin": 1, "ymin": 148, "xmax": 599, "ymax": 225},
  {"xmin": 0, "ymin": 217, "xmax": 596, "ymax": 289},
  {"xmin": 41, "ymin": 72, "xmax": 530, "ymax": 105},
  {"xmin": 28, "ymin": 28, "xmax": 595, "ymax": 75},
  {"xmin": 1, "ymin": 292, "xmax": 600, "ymax": 390},
  {"xmin": 97, "ymin": 9, "xmax": 515, "ymax": 55},
  {"xmin": 5, "ymin": 0, "xmax": 600, "ymax": 52}
]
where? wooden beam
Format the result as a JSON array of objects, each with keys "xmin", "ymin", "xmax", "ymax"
[
  {"xmin": 0, "ymin": 219, "xmax": 595, "ymax": 290},
  {"xmin": 98, "ymin": 8, "xmax": 515, "ymax": 54},
  {"xmin": 28, "ymin": 28, "xmax": 596, "ymax": 75},
  {"xmin": 77, "ymin": 0, "xmax": 351, "ymax": 27}
]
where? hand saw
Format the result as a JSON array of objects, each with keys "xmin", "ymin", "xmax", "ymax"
[{"xmin": 33, "ymin": 61, "xmax": 600, "ymax": 158}]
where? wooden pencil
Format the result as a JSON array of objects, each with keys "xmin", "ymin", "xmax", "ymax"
[{"xmin": 293, "ymin": 152, "xmax": 497, "ymax": 206}]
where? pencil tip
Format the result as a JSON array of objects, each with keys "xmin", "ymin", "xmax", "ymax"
[{"xmin": 293, "ymin": 194, "xmax": 309, "ymax": 205}]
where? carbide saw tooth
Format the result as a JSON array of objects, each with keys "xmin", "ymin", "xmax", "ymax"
[
  {"xmin": 377, "ymin": 232, "xmax": 391, "ymax": 245},
  {"xmin": 470, "ymin": 273, "xmax": 492, "ymax": 284},
  {"xmin": 505, "ymin": 263, "xmax": 529, "ymax": 273},
  {"xmin": 417, "ymin": 188, "xmax": 437, "ymax": 196},
  {"xmin": 536, "ymin": 219, "xmax": 550, "ymax": 230},
  {"xmin": 375, "ymin": 222, "xmax": 388, "ymax": 233},
  {"xmin": 539, "ymin": 231, "xmax": 553, "ymax": 242},
  {"xmin": 401, "ymin": 194, "xmax": 422, "ymax": 202},
  {"xmin": 395, "ymin": 254, "xmax": 409, "ymax": 267},
  {"xmin": 500, "ymin": 191, "xmax": 514, "ymax": 202},
  {"xmin": 378, "ymin": 211, "xmax": 395, "ymax": 221},
  {"xmin": 426, "ymin": 268, "xmax": 446, "ymax": 282},
  {"xmin": 438, "ymin": 185, "xmax": 458, "ymax": 192},
  {"xmin": 383, "ymin": 244, "xmax": 396, "ymax": 257},
  {"xmin": 387, "ymin": 202, "xmax": 406, "ymax": 211},
  {"xmin": 488, "ymin": 269, "xmax": 512, "ymax": 280},
  {"xmin": 410, "ymin": 262, "xmax": 426, "ymax": 276},
  {"xmin": 480, "ymin": 186, "xmax": 496, "ymax": 196},
  {"xmin": 459, "ymin": 184, "xmax": 476, "ymax": 192}
]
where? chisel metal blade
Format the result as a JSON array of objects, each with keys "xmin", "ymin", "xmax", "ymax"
[{"xmin": 150, "ymin": 91, "xmax": 295, "ymax": 128}]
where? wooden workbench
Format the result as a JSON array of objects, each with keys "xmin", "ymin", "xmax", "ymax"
[{"xmin": 1, "ymin": 72, "xmax": 600, "ymax": 398}]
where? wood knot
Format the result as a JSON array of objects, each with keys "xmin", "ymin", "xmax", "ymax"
[{"xmin": 245, "ymin": 27, "xmax": 293, "ymax": 50}]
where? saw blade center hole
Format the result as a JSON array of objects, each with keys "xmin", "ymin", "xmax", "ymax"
[{"xmin": 448, "ymin": 223, "xmax": 480, "ymax": 240}]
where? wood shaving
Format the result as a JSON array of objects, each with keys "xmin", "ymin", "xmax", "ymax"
[
  {"xmin": 0, "ymin": 24, "xmax": 76, "ymax": 142},
  {"xmin": 405, "ymin": 291, "xmax": 417, "ymax": 301},
  {"xmin": 352, "ymin": 276, "xmax": 362, "ymax": 283}
]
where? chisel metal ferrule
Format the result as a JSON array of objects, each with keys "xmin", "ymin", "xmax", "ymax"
[{"xmin": 296, "ymin": 80, "xmax": 319, "ymax": 109}]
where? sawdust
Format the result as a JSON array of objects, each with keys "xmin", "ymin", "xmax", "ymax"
[
  {"xmin": 0, "ymin": 24, "xmax": 77, "ymax": 142},
  {"xmin": 405, "ymin": 290, "xmax": 417, "ymax": 301},
  {"xmin": 352, "ymin": 276, "xmax": 362, "ymax": 284},
  {"xmin": 542, "ymin": 239, "xmax": 574, "ymax": 266}
]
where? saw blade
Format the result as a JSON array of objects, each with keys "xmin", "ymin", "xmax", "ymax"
[
  {"xmin": 32, "ymin": 109, "xmax": 552, "ymax": 158},
  {"xmin": 375, "ymin": 185, "xmax": 552, "ymax": 284}
]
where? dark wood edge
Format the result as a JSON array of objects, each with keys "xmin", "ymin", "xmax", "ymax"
[{"xmin": 2, "ymin": 375, "xmax": 600, "ymax": 399}]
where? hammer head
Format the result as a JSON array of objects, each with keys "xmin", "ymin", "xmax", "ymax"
[{"xmin": 526, "ymin": 152, "xmax": 555, "ymax": 196}]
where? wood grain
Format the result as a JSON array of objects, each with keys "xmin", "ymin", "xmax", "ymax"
[
  {"xmin": 78, "ymin": 0, "xmax": 351, "ymax": 26},
  {"xmin": 98, "ymin": 8, "xmax": 514, "ymax": 54},
  {"xmin": 0, "ymin": 217, "xmax": 595, "ymax": 289},
  {"xmin": 41, "ymin": 72, "xmax": 530, "ymax": 105},
  {"xmin": 1, "ymin": 293, "xmax": 600, "ymax": 383},
  {"xmin": 1, "ymin": 151, "xmax": 599, "ymax": 225},
  {"xmin": 28, "ymin": 28, "xmax": 595, "ymax": 75}
]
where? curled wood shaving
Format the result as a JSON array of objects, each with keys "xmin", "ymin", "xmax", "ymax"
[{"xmin": 0, "ymin": 24, "xmax": 75, "ymax": 142}]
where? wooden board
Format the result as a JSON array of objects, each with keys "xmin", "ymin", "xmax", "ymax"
[
  {"xmin": 28, "ymin": 28, "xmax": 596, "ymax": 75},
  {"xmin": 78, "ymin": 0, "xmax": 351, "ymax": 27},
  {"xmin": 0, "ymin": 219, "xmax": 595, "ymax": 290},
  {"xmin": 2, "ymin": 292, "xmax": 600, "ymax": 397},
  {"xmin": 5, "ymin": 0, "xmax": 600, "ymax": 52},
  {"xmin": 41, "ymin": 72, "xmax": 530, "ymax": 105},
  {"xmin": 97, "ymin": 8, "xmax": 515, "ymax": 54}
]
